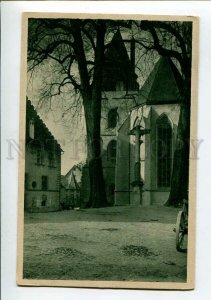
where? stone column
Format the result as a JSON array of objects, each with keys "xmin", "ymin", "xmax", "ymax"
[{"xmin": 130, "ymin": 125, "xmax": 150, "ymax": 206}]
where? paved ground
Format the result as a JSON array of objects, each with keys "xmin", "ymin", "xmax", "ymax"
[{"xmin": 23, "ymin": 206, "xmax": 187, "ymax": 282}]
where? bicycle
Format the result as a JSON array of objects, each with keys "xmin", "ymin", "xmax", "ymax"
[{"xmin": 175, "ymin": 199, "xmax": 188, "ymax": 252}]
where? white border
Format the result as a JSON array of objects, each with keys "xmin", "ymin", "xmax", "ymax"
[{"xmin": 1, "ymin": 1, "xmax": 211, "ymax": 299}]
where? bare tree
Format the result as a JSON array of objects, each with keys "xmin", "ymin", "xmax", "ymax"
[{"xmin": 28, "ymin": 18, "xmax": 131, "ymax": 208}]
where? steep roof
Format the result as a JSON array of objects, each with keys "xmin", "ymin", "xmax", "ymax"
[
  {"xmin": 102, "ymin": 30, "xmax": 139, "ymax": 91},
  {"xmin": 61, "ymin": 175, "xmax": 69, "ymax": 189},
  {"xmin": 105, "ymin": 30, "xmax": 131, "ymax": 66},
  {"xmin": 138, "ymin": 56, "xmax": 183, "ymax": 105},
  {"xmin": 65, "ymin": 164, "xmax": 82, "ymax": 190},
  {"xmin": 26, "ymin": 98, "xmax": 62, "ymax": 151},
  {"xmin": 70, "ymin": 173, "xmax": 80, "ymax": 190}
]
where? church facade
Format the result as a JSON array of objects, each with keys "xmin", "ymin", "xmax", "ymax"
[
  {"xmin": 100, "ymin": 32, "xmax": 182, "ymax": 207},
  {"xmin": 81, "ymin": 30, "xmax": 183, "ymax": 207}
]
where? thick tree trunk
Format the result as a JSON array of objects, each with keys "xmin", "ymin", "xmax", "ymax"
[
  {"xmin": 86, "ymin": 132, "xmax": 107, "ymax": 208},
  {"xmin": 83, "ymin": 22, "xmax": 108, "ymax": 208},
  {"xmin": 165, "ymin": 103, "xmax": 190, "ymax": 206},
  {"xmin": 139, "ymin": 21, "xmax": 192, "ymax": 207},
  {"xmin": 83, "ymin": 102, "xmax": 107, "ymax": 208},
  {"xmin": 166, "ymin": 73, "xmax": 191, "ymax": 206}
]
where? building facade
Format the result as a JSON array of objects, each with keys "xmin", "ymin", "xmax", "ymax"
[{"xmin": 24, "ymin": 99, "xmax": 62, "ymax": 212}]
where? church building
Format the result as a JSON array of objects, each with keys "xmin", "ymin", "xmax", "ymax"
[
  {"xmin": 81, "ymin": 30, "xmax": 183, "ymax": 207},
  {"xmin": 101, "ymin": 31, "xmax": 182, "ymax": 207},
  {"xmin": 115, "ymin": 56, "xmax": 182, "ymax": 206}
]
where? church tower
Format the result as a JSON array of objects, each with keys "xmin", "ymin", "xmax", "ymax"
[{"xmin": 100, "ymin": 29, "xmax": 139, "ymax": 206}]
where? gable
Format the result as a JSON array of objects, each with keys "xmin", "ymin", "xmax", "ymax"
[
  {"xmin": 138, "ymin": 56, "xmax": 183, "ymax": 105},
  {"xmin": 26, "ymin": 98, "xmax": 62, "ymax": 152}
]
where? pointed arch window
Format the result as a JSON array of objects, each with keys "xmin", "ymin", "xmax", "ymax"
[
  {"xmin": 107, "ymin": 140, "xmax": 117, "ymax": 161},
  {"xmin": 157, "ymin": 115, "xmax": 172, "ymax": 187},
  {"xmin": 108, "ymin": 108, "xmax": 118, "ymax": 129}
]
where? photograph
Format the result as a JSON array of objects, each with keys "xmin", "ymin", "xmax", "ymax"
[{"xmin": 17, "ymin": 13, "xmax": 198, "ymax": 289}]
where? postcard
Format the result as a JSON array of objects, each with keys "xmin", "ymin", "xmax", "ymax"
[{"xmin": 17, "ymin": 12, "xmax": 198, "ymax": 289}]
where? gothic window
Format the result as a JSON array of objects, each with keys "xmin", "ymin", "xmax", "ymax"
[
  {"xmin": 29, "ymin": 119, "xmax": 34, "ymax": 139},
  {"xmin": 107, "ymin": 140, "xmax": 117, "ymax": 161},
  {"xmin": 156, "ymin": 115, "xmax": 172, "ymax": 187},
  {"xmin": 41, "ymin": 176, "xmax": 48, "ymax": 191},
  {"xmin": 108, "ymin": 108, "xmax": 118, "ymax": 129}
]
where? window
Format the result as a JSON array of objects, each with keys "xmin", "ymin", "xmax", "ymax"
[
  {"xmin": 157, "ymin": 115, "xmax": 172, "ymax": 187},
  {"xmin": 32, "ymin": 181, "xmax": 37, "ymax": 189},
  {"xmin": 108, "ymin": 108, "xmax": 118, "ymax": 128},
  {"xmin": 37, "ymin": 147, "xmax": 44, "ymax": 165},
  {"xmin": 107, "ymin": 140, "xmax": 117, "ymax": 161},
  {"xmin": 48, "ymin": 151, "xmax": 55, "ymax": 167},
  {"xmin": 41, "ymin": 194, "xmax": 47, "ymax": 206},
  {"xmin": 41, "ymin": 176, "xmax": 48, "ymax": 191}
]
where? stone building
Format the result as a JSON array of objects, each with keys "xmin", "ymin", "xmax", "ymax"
[
  {"xmin": 24, "ymin": 99, "xmax": 62, "ymax": 212},
  {"xmin": 81, "ymin": 30, "xmax": 183, "ymax": 207}
]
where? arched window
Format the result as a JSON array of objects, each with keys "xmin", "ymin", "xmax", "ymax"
[
  {"xmin": 107, "ymin": 140, "xmax": 117, "ymax": 161},
  {"xmin": 108, "ymin": 108, "xmax": 118, "ymax": 129},
  {"xmin": 156, "ymin": 115, "xmax": 172, "ymax": 187}
]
